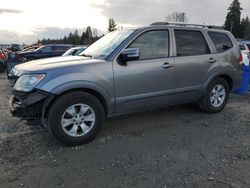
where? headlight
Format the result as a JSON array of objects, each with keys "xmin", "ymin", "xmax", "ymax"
[{"xmin": 14, "ymin": 74, "xmax": 46, "ymax": 92}]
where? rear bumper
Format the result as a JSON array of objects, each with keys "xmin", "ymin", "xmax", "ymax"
[{"xmin": 9, "ymin": 90, "xmax": 54, "ymax": 121}]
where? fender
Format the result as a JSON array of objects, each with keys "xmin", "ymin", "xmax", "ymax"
[
  {"xmin": 48, "ymin": 80, "xmax": 115, "ymax": 114},
  {"xmin": 204, "ymin": 68, "xmax": 240, "ymax": 92}
]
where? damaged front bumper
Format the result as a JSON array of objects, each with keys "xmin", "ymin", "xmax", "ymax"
[{"xmin": 9, "ymin": 90, "xmax": 54, "ymax": 123}]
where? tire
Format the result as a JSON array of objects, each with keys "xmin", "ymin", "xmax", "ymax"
[
  {"xmin": 48, "ymin": 91, "xmax": 105, "ymax": 146},
  {"xmin": 198, "ymin": 77, "xmax": 230, "ymax": 113},
  {"xmin": 0, "ymin": 63, "xmax": 5, "ymax": 73}
]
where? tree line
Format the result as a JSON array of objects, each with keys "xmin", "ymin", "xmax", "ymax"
[
  {"xmin": 38, "ymin": 26, "xmax": 102, "ymax": 45},
  {"xmin": 38, "ymin": 18, "xmax": 118, "ymax": 45}
]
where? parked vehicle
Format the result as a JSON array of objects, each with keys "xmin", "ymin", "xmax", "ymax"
[
  {"xmin": 17, "ymin": 44, "xmax": 73, "ymax": 62},
  {"xmin": 238, "ymin": 40, "xmax": 250, "ymax": 50},
  {"xmin": 8, "ymin": 44, "xmax": 22, "ymax": 52},
  {"xmin": 240, "ymin": 43, "xmax": 250, "ymax": 55},
  {"xmin": 9, "ymin": 22, "xmax": 242, "ymax": 145},
  {"xmin": 62, "ymin": 46, "xmax": 88, "ymax": 56},
  {"xmin": 0, "ymin": 48, "xmax": 8, "ymax": 72},
  {"xmin": 239, "ymin": 43, "xmax": 250, "ymax": 66},
  {"xmin": 242, "ymin": 53, "xmax": 249, "ymax": 66}
]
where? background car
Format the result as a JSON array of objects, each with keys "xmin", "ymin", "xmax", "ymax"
[
  {"xmin": 238, "ymin": 40, "xmax": 250, "ymax": 50},
  {"xmin": 17, "ymin": 44, "xmax": 74, "ymax": 62},
  {"xmin": 239, "ymin": 43, "xmax": 250, "ymax": 66},
  {"xmin": 62, "ymin": 46, "xmax": 88, "ymax": 56},
  {"xmin": 0, "ymin": 48, "xmax": 8, "ymax": 73}
]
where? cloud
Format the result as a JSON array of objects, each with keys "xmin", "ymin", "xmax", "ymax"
[
  {"xmin": 92, "ymin": 0, "xmax": 250, "ymax": 26},
  {"xmin": 0, "ymin": 8, "xmax": 23, "ymax": 14}
]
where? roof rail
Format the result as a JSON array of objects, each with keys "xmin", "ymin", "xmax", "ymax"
[{"xmin": 150, "ymin": 22, "xmax": 224, "ymax": 30}]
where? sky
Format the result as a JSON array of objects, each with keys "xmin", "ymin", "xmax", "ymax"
[{"xmin": 0, "ymin": 0, "xmax": 249, "ymax": 44}]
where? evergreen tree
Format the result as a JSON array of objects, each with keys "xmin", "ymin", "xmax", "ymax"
[
  {"xmin": 244, "ymin": 21, "xmax": 250, "ymax": 39},
  {"xmin": 80, "ymin": 32, "xmax": 86, "ymax": 44},
  {"xmin": 63, "ymin": 36, "xmax": 67, "ymax": 44},
  {"xmin": 240, "ymin": 16, "xmax": 250, "ymax": 39},
  {"xmin": 68, "ymin": 32, "xmax": 74, "ymax": 44},
  {"xmin": 86, "ymin": 26, "xmax": 92, "ymax": 44},
  {"xmin": 224, "ymin": 0, "xmax": 243, "ymax": 38},
  {"xmin": 73, "ymin": 29, "xmax": 80, "ymax": 44},
  {"xmin": 107, "ymin": 18, "xmax": 117, "ymax": 32}
]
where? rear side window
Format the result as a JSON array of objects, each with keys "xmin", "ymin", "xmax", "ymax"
[
  {"xmin": 129, "ymin": 30, "xmax": 169, "ymax": 60},
  {"xmin": 174, "ymin": 30, "xmax": 210, "ymax": 56},
  {"xmin": 208, "ymin": 32, "xmax": 233, "ymax": 53},
  {"xmin": 246, "ymin": 44, "xmax": 250, "ymax": 50}
]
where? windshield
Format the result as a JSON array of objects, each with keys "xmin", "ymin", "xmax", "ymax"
[
  {"xmin": 80, "ymin": 29, "xmax": 134, "ymax": 59},
  {"xmin": 63, "ymin": 47, "xmax": 87, "ymax": 56},
  {"xmin": 35, "ymin": 46, "xmax": 45, "ymax": 51}
]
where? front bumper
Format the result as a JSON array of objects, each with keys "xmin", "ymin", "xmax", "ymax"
[{"xmin": 9, "ymin": 90, "xmax": 53, "ymax": 121}]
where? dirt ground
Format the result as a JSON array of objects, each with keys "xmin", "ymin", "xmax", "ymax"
[{"xmin": 0, "ymin": 72, "xmax": 249, "ymax": 188}]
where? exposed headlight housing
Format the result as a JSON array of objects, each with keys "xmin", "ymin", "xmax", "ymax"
[
  {"xmin": 14, "ymin": 74, "xmax": 46, "ymax": 92},
  {"xmin": 8, "ymin": 68, "xmax": 18, "ymax": 77}
]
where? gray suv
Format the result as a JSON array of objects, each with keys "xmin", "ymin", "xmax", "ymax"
[{"xmin": 9, "ymin": 22, "xmax": 242, "ymax": 145}]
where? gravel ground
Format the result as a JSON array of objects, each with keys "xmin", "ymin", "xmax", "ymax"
[{"xmin": 0, "ymin": 72, "xmax": 250, "ymax": 188}]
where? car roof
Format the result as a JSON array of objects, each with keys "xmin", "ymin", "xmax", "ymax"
[
  {"xmin": 133, "ymin": 22, "xmax": 229, "ymax": 34},
  {"xmin": 45, "ymin": 44, "xmax": 74, "ymax": 47}
]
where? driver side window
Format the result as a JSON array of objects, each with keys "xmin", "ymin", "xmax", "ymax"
[{"xmin": 128, "ymin": 30, "xmax": 169, "ymax": 60}]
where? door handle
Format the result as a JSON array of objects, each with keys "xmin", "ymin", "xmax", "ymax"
[
  {"xmin": 208, "ymin": 58, "xmax": 216, "ymax": 64},
  {"xmin": 161, "ymin": 62, "xmax": 173, "ymax": 69}
]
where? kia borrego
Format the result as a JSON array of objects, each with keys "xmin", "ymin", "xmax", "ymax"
[{"xmin": 9, "ymin": 22, "xmax": 242, "ymax": 145}]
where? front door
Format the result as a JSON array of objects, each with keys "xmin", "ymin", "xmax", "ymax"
[{"xmin": 113, "ymin": 29, "xmax": 175, "ymax": 113}]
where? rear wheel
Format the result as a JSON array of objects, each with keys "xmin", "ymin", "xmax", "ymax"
[
  {"xmin": 198, "ymin": 77, "xmax": 229, "ymax": 113},
  {"xmin": 48, "ymin": 92, "xmax": 105, "ymax": 145}
]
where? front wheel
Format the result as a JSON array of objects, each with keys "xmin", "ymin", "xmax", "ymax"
[
  {"xmin": 198, "ymin": 77, "xmax": 229, "ymax": 113},
  {"xmin": 48, "ymin": 92, "xmax": 105, "ymax": 146}
]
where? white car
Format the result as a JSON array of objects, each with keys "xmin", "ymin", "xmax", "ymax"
[{"xmin": 239, "ymin": 43, "xmax": 250, "ymax": 66}]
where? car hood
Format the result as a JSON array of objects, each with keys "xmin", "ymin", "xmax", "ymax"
[{"xmin": 14, "ymin": 56, "xmax": 105, "ymax": 74}]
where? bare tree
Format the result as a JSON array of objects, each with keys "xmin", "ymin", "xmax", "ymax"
[
  {"xmin": 165, "ymin": 12, "xmax": 188, "ymax": 22},
  {"xmin": 108, "ymin": 18, "xmax": 117, "ymax": 32}
]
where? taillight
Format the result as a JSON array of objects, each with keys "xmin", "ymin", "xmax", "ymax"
[
  {"xmin": 239, "ymin": 53, "xmax": 243, "ymax": 64},
  {"xmin": 0, "ymin": 53, "xmax": 4, "ymax": 59}
]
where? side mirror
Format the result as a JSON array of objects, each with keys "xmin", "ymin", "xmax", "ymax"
[{"xmin": 120, "ymin": 48, "xmax": 140, "ymax": 62}]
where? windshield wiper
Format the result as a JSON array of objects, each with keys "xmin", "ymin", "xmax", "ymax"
[{"xmin": 81, "ymin": 53, "xmax": 92, "ymax": 58}]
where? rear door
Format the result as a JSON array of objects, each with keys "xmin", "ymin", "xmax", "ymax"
[
  {"xmin": 173, "ymin": 29, "xmax": 215, "ymax": 104},
  {"xmin": 113, "ymin": 29, "xmax": 175, "ymax": 113}
]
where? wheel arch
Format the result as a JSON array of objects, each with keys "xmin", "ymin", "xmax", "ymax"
[
  {"xmin": 206, "ymin": 73, "xmax": 233, "ymax": 92},
  {"xmin": 42, "ymin": 87, "xmax": 112, "ymax": 124},
  {"xmin": 216, "ymin": 74, "xmax": 233, "ymax": 91}
]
